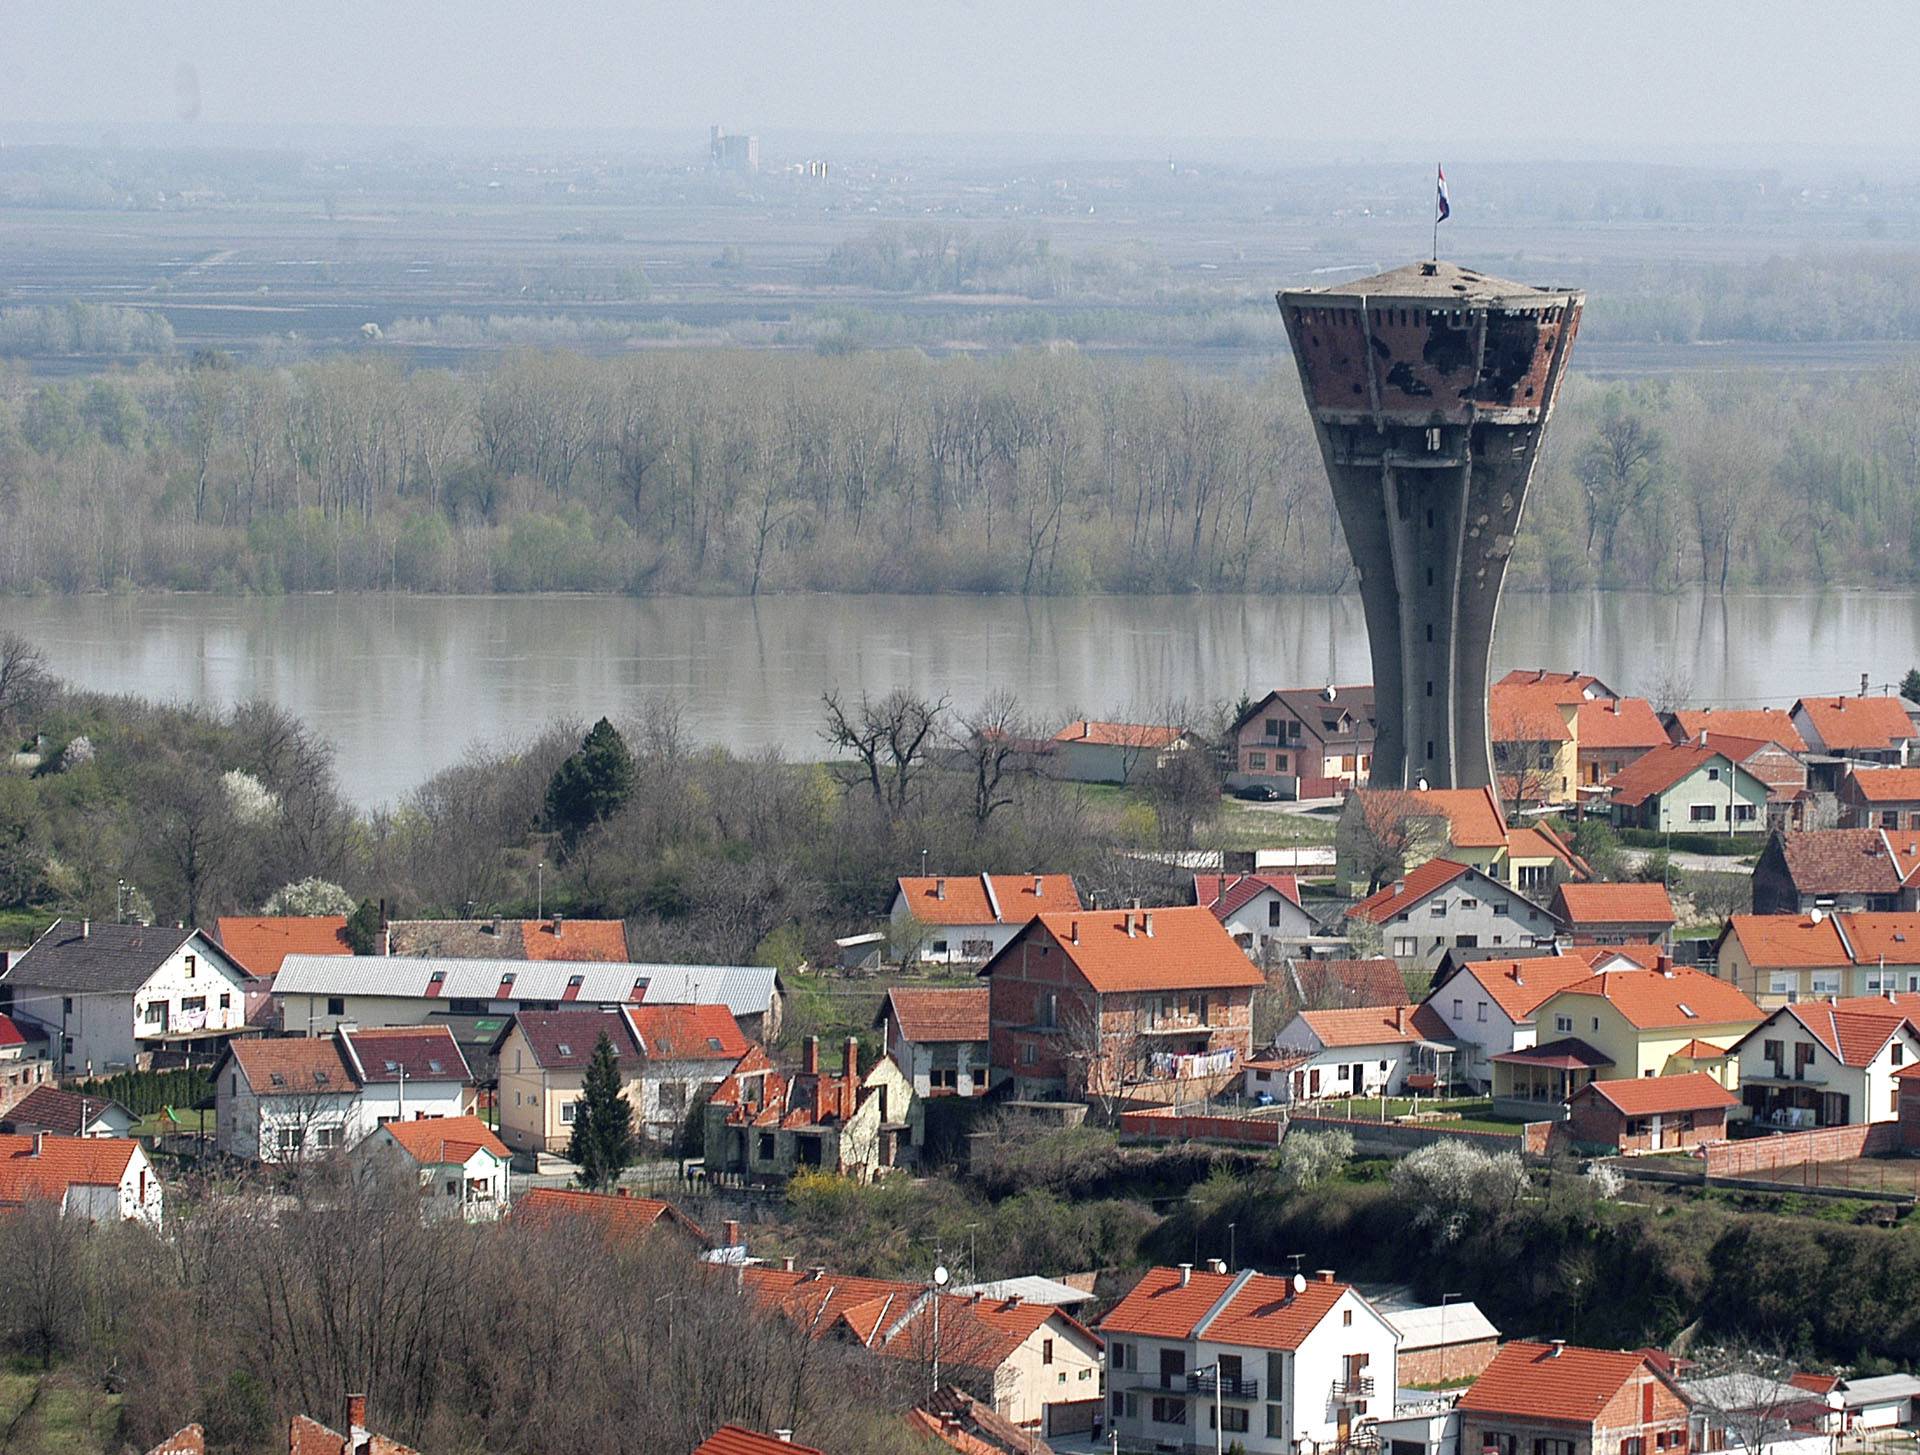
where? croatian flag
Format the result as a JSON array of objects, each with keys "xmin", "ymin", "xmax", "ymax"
[{"xmin": 1436, "ymin": 165, "xmax": 1451, "ymax": 224}]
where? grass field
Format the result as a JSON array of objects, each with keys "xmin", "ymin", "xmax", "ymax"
[
  {"xmin": 0, "ymin": 1371, "xmax": 121, "ymax": 1455},
  {"xmin": 1072, "ymin": 783, "xmax": 1342, "ymax": 853},
  {"xmin": 1301, "ymin": 1097, "xmax": 1526, "ymax": 1136}
]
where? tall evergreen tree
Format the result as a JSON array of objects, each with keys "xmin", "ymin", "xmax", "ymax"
[
  {"xmin": 567, "ymin": 1030, "xmax": 634, "ymax": 1191},
  {"xmin": 343, "ymin": 897, "xmax": 383, "ymax": 955},
  {"xmin": 545, "ymin": 716, "xmax": 636, "ymax": 847}
]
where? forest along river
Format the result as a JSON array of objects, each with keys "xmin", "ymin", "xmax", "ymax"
[{"xmin": 3, "ymin": 590, "xmax": 1917, "ymax": 808}]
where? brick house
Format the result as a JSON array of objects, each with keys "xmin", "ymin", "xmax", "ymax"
[
  {"xmin": 1751, "ymin": 829, "xmax": 1920, "ymax": 915},
  {"xmin": 0, "ymin": 1013, "xmax": 51, "ymax": 1115},
  {"xmin": 978, "ymin": 906, "xmax": 1263, "ymax": 1100},
  {"xmin": 1792, "ymin": 695, "xmax": 1917, "ymax": 766},
  {"xmin": 1839, "ymin": 767, "xmax": 1920, "ymax": 830},
  {"xmin": 891, "ymin": 873, "xmax": 1083, "ymax": 967},
  {"xmin": 703, "ymin": 1036, "xmax": 921, "ymax": 1183},
  {"xmin": 875, "ymin": 986, "xmax": 991, "ymax": 1097},
  {"xmin": 1548, "ymin": 882, "xmax": 1676, "ymax": 948},
  {"xmin": 1384, "ymin": 1300, "xmax": 1499, "ymax": 1387},
  {"xmin": 1229, "ymin": 685, "xmax": 1377, "ymax": 795},
  {"xmin": 1459, "ymin": 1340, "xmax": 1691, "ymax": 1455},
  {"xmin": 1566, "ymin": 1072, "xmax": 1736, "ymax": 1153}
]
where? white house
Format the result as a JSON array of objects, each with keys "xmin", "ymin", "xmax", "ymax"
[
  {"xmin": 1195, "ymin": 873, "xmax": 1321, "ymax": 959},
  {"xmin": 1, "ymin": 919, "xmax": 256, "ymax": 1075},
  {"xmin": 270, "ymin": 955, "xmax": 786, "ymax": 1043},
  {"xmin": 1421, "ymin": 955, "xmax": 1603, "ymax": 1094},
  {"xmin": 875, "ymin": 986, "xmax": 991, "ymax": 1097},
  {"xmin": 214, "ymin": 1024, "xmax": 473, "ymax": 1163},
  {"xmin": 890, "ymin": 874, "xmax": 1082, "ymax": 966},
  {"xmin": 350, "ymin": 1114, "xmax": 510, "ymax": 1222},
  {"xmin": 0, "ymin": 1132, "xmax": 163, "ymax": 1226},
  {"xmin": 1270, "ymin": 1003, "xmax": 1454, "ymax": 1100},
  {"xmin": 1728, "ymin": 1000, "xmax": 1920, "ymax": 1129},
  {"xmin": 1345, "ymin": 861, "xmax": 1563, "ymax": 974},
  {"xmin": 1100, "ymin": 1264, "xmax": 1400, "ymax": 1454}
]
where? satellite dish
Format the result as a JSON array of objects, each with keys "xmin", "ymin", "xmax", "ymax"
[
  {"xmin": 1809, "ymin": 907, "xmax": 1825, "ymax": 924},
  {"xmin": 1416, "ymin": 776, "xmax": 1430, "ymax": 792},
  {"xmin": 1323, "ymin": 685, "xmax": 1338, "ymax": 701},
  {"xmin": 1292, "ymin": 1273, "xmax": 1307, "ymax": 1294},
  {"xmin": 933, "ymin": 1265, "xmax": 950, "ymax": 1288}
]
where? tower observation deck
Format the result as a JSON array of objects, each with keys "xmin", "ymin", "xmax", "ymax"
[{"xmin": 1277, "ymin": 260, "xmax": 1583, "ymax": 792}]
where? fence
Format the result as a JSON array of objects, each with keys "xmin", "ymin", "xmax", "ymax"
[
  {"xmin": 1116, "ymin": 1106, "xmax": 1543, "ymax": 1157},
  {"xmin": 1117, "ymin": 1109, "xmax": 1284, "ymax": 1147},
  {"xmin": 1701, "ymin": 1123, "xmax": 1901, "ymax": 1177}
]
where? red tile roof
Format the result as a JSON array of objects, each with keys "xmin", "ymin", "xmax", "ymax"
[
  {"xmin": 1491, "ymin": 684, "xmax": 1575, "ymax": 743},
  {"xmin": 1773, "ymin": 830, "xmax": 1919, "ymax": 895},
  {"xmin": 1414, "ymin": 787, "xmax": 1509, "ymax": 847},
  {"xmin": 285, "ymin": 1415, "xmax": 418, "ymax": 1455},
  {"xmin": 507, "ymin": 1008, "xmax": 642, "ymax": 1070},
  {"xmin": 1671, "ymin": 1038, "xmax": 1730, "ymax": 1060},
  {"xmin": 902, "ymin": 1407, "xmax": 1004, "ymax": 1455},
  {"xmin": 144, "ymin": 1424, "xmax": 206, "ymax": 1455},
  {"xmin": 1508, "ymin": 823, "xmax": 1585, "ymax": 874},
  {"xmin": 1449, "ymin": 956, "xmax": 1605, "ymax": 1024},
  {"xmin": 228, "ymin": 1036, "xmax": 357, "ymax": 1096},
  {"xmin": 1496, "ymin": 670, "xmax": 1611, "ymax": 703},
  {"xmin": 513, "ymin": 1187, "xmax": 707, "ymax": 1241},
  {"xmin": 845, "ymin": 1290, "xmax": 1096, "ymax": 1372},
  {"xmin": 742, "ymin": 1265, "xmax": 924, "ymax": 1339},
  {"xmin": 895, "ymin": 874, "xmax": 1082, "ymax": 927},
  {"xmin": 1347, "ymin": 858, "xmax": 1473, "ymax": 925},
  {"xmin": 1576, "ymin": 697, "xmax": 1668, "ymax": 751},
  {"xmin": 1795, "ymin": 696, "xmax": 1915, "ymax": 753},
  {"xmin": 0, "ymin": 1014, "xmax": 28, "ymax": 1048},
  {"xmin": 625, "ymin": 1003, "xmax": 748, "ymax": 1062},
  {"xmin": 1100, "ymin": 1266, "xmax": 1351, "ymax": 1350},
  {"xmin": 1606, "ymin": 743, "xmax": 1729, "ymax": 807},
  {"xmin": 374, "ymin": 1115, "xmax": 507, "ymax": 1166},
  {"xmin": 1, "ymin": 1086, "xmax": 129, "ymax": 1136},
  {"xmin": 1551, "ymin": 882, "xmax": 1677, "ymax": 927},
  {"xmin": 1671, "ymin": 710, "xmax": 1808, "ymax": 754},
  {"xmin": 1571, "ymin": 943, "xmax": 1665, "ymax": 970},
  {"xmin": 1848, "ymin": 768, "xmax": 1920, "ymax": 803},
  {"xmin": 1725, "ymin": 915, "xmax": 1850, "ymax": 970},
  {"xmin": 1774, "ymin": 1003, "xmax": 1914, "ymax": 1068},
  {"xmin": 1053, "ymin": 720, "xmax": 1186, "ymax": 748},
  {"xmin": 1579, "ymin": 1072, "xmax": 1737, "ymax": 1116},
  {"xmin": 693, "ymin": 1427, "xmax": 825, "ymax": 1455},
  {"xmin": 1291, "ymin": 958, "xmax": 1409, "ymax": 1009},
  {"xmin": 1831, "ymin": 912, "xmax": 1920, "ymax": 964},
  {"xmin": 1790, "ymin": 1374, "xmax": 1842, "ymax": 1396},
  {"xmin": 342, "ymin": 1025, "xmax": 472, "ymax": 1084},
  {"xmin": 994, "ymin": 908, "xmax": 1263, "ymax": 994},
  {"xmin": 1292, "ymin": 1003, "xmax": 1450, "ymax": 1049},
  {"xmin": 215, "ymin": 916, "xmax": 352, "ymax": 978},
  {"xmin": 1460, "ymin": 1341, "xmax": 1661, "ymax": 1424},
  {"xmin": 1548, "ymin": 966, "xmax": 1763, "ymax": 1029},
  {"xmin": 0, "ymin": 1133, "xmax": 138, "ymax": 1205},
  {"xmin": 1195, "ymin": 872, "xmax": 1303, "ymax": 920},
  {"xmin": 882, "ymin": 987, "xmax": 990, "ymax": 1043},
  {"xmin": 385, "ymin": 918, "xmax": 630, "ymax": 962}
]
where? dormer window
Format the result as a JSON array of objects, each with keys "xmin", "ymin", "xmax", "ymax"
[
  {"xmin": 567, "ymin": 974, "xmax": 584, "ymax": 988},
  {"xmin": 384, "ymin": 1059, "xmax": 401, "ymax": 1073},
  {"xmin": 557, "ymin": 1044, "xmax": 572, "ymax": 1058},
  {"xmin": 269, "ymin": 1072, "xmax": 287, "ymax": 1087},
  {"xmin": 429, "ymin": 970, "xmax": 446, "ymax": 985},
  {"xmin": 708, "ymin": 1037, "xmax": 723, "ymax": 1051},
  {"xmin": 427, "ymin": 1060, "xmax": 443, "ymax": 1074}
]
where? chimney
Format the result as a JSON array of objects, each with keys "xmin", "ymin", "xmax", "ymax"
[
  {"xmin": 1548, "ymin": 1339, "xmax": 1566, "ymax": 1358},
  {"xmin": 1143, "ymin": 912, "xmax": 1154, "ymax": 938},
  {"xmin": 1178, "ymin": 1262, "xmax": 1193, "ymax": 1287},
  {"xmin": 346, "ymin": 1394, "xmax": 368, "ymax": 1451},
  {"xmin": 1207, "ymin": 1258, "xmax": 1227, "ymax": 1275},
  {"xmin": 29, "ymin": 1132, "xmax": 43, "ymax": 1158},
  {"xmin": 381, "ymin": 927, "xmax": 392, "ymax": 957},
  {"xmin": 724, "ymin": 1219, "xmax": 741, "ymax": 1248},
  {"xmin": 934, "ymin": 877, "xmax": 946, "ymax": 900},
  {"xmin": 775, "ymin": 1434, "xmax": 794, "ymax": 1446},
  {"xmin": 1070, "ymin": 919, "xmax": 1080, "ymax": 946},
  {"xmin": 843, "ymin": 1036, "xmax": 860, "ymax": 1107},
  {"xmin": 1126, "ymin": 915, "xmax": 1136, "ymax": 939},
  {"xmin": 1392, "ymin": 880, "xmax": 1405, "ymax": 896},
  {"xmin": 782, "ymin": 1255, "xmax": 796, "ymax": 1272},
  {"xmin": 1658, "ymin": 952, "xmax": 1675, "ymax": 978},
  {"xmin": 1395, "ymin": 1006, "xmax": 1408, "ymax": 1034},
  {"xmin": 806, "ymin": 1266, "xmax": 826, "ymax": 1282},
  {"xmin": 1033, "ymin": 875, "xmax": 1043, "ymax": 896},
  {"xmin": 616, "ymin": 1187, "xmax": 630, "ymax": 1198},
  {"xmin": 552, "ymin": 913, "xmax": 564, "ymax": 938},
  {"xmin": 1316, "ymin": 1269, "xmax": 1336, "ymax": 1283},
  {"xmin": 802, "ymin": 1036, "xmax": 819, "ymax": 1076},
  {"xmin": 79, "ymin": 919, "xmax": 89, "ymax": 940}
]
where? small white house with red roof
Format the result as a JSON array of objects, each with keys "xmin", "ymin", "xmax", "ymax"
[
  {"xmin": 1100, "ymin": 1264, "xmax": 1398, "ymax": 1454},
  {"xmin": 1271, "ymin": 1003, "xmax": 1455, "ymax": 1100},
  {"xmin": 1049, "ymin": 719, "xmax": 1200, "ymax": 785},
  {"xmin": 1728, "ymin": 1000, "xmax": 1920, "ymax": 1129},
  {"xmin": 350, "ymin": 1113, "xmax": 510, "ymax": 1222},
  {"xmin": 891, "ymin": 873, "xmax": 1083, "ymax": 966},
  {"xmin": 1793, "ymin": 695, "xmax": 1917, "ymax": 766},
  {"xmin": 1346, "ymin": 860, "xmax": 1562, "ymax": 973},
  {"xmin": 1194, "ymin": 872, "xmax": 1319, "ymax": 958},
  {"xmin": 0, "ymin": 1132, "xmax": 162, "ymax": 1225}
]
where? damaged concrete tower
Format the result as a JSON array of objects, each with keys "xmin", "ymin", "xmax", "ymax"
[{"xmin": 1277, "ymin": 261, "xmax": 1583, "ymax": 790}]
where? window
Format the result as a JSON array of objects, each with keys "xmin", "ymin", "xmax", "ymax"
[
  {"xmin": 1707, "ymin": 767, "xmax": 1721, "ymax": 782},
  {"xmin": 1267, "ymin": 1405, "xmax": 1286, "ymax": 1440},
  {"xmin": 61, "ymin": 997, "xmax": 72, "ymax": 1015},
  {"xmin": 1621, "ymin": 1439, "xmax": 1645, "ymax": 1455},
  {"xmin": 1150, "ymin": 1397, "xmax": 1187, "ymax": 1427},
  {"xmin": 756, "ymin": 1133, "xmax": 775, "ymax": 1160},
  {"xmin": 1249, "ymin": 751, "xmax": 1268, "ymax": 770},
  {"xmin": 1689, "ymin": 804, "xmax": 1716, "ymax": 823},
  {"xmin": 1458, "ymin": 898, "xmax": 1478, "ymax": 911},
  {"xmin": 1264, "ymin": 717, "xmax": 1279, "ymax": 737},
  {"xmin": 1493, "ymin": 902, "xmax": 1510, "ymax": 916},
  {"xmin": 1456, "ymin": 935, "xmax": 1478, "ymax": 949},
  {"xmin": 1342, "ymin": 1308, "xmax": 1353, "ymax": 1326},
  {"xmin": 1734, "ymin": 803, "xmax": 1756, "ymax": 823},
  {"xmin": 181, "ymin": 997, "xmax": 206, "ymax": 1015},
  {"xmin": 275, "ymin": 1127, "xmax": 304, "ymax": 1155},
  {"xmin": 1022, "ymin": 1043, "xmax": 1036, "ymax": 1066},
  {"xmin": 1393, "ymin": 938, "xmax": 1418, "ymax": 957},
  {"xmin": 1337, "ymin": 1064, "xmax": 1350, "ymax": 1081},
  {"xmin": 311, "ymin": 1125, "xmax": 342, "ymax": 1151},
  {"xmin": 1209, "ymin": 1407, "xmax": 1251, "ymax": 1435},
  {"xmin": 1476, "ymin": 1002, "xmax": 1488, "ymax": 1023},
  {"xmin": 1894, "ymin": 1043, "xmax": 1905, "ymax": 1067},
  {"xmin": 1556, "ymin": 1015, "xmax": 1574, "ymax": 1034},
  {"xmin": 560, "ymin": 1101, "xmax": 577, "ymax": 1124},
  {"xmin": 327, "ymin": 997, "xmax": 345, "ymax": 1017},
  {"xmin": 1452, "ymin": 998, "xmax": 1463, "ymax": 1017},
  {"xmin": 183, "ymin": 954, "xmax": 197, "ymax": 977},
  {"xmin": 1110, "ymin": 1340, "xmax": 1129, "ymax": 1371},
  {"xmin": 1430, "ymin": 902, "xmax": 1447, "ymax": 918},
  {"xmin": 1042, "ymin": 1338, "xmax": 1054, "ymax": 1365},
  {"xmin": 144, "ymin": 1002, "xmax": 165, "ymax": 1026},
  {"xmin": 961, "ymin": 939, "xmax": 993, "ymax": 958},
  {"xmin": 219, "ymin": 993, "xmax": 231, "ymax": 1010},
  {"xmin": 659, "ymin": 1083, "xmax": 687, "ymax": 1115},
  {"xmin": 1535, "ymin": 1441, "xmax": 1575, "ymax": 1455}
]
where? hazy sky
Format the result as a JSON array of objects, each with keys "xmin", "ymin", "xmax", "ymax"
[{"xmin": 10, "ymin": 1, "xmax": 1920, "ymax": 157}]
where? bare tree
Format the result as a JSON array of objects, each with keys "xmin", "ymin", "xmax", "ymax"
[
  {"xmin": 949, "ymin": 689, "xmax": 1032, "ymax": 829},
  {"xmin": 1684, "ymin": 1345, "xmax": 1804, "ymax": 1455},
  {"xmin": 820, "ymin": 688, "xmax": 948, "ymax": 816},
  {"xmin": 0, "ymin": 632, "xmax": 51, "ymax": 733}
]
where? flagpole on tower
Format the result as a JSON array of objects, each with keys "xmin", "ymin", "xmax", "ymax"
[{"xmin": 1433, "ymin": 164, "xmax": 1450, "ymax": 261}]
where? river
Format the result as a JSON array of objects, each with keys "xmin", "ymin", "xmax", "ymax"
[{"xmin": 2, "ymin": 591, "xmax": 1915, "ymax": 807}]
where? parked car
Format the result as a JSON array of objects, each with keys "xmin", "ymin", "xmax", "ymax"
[{"xmin": 1235, "ymin": 784, "xmax": 1281, "ymax": 802}]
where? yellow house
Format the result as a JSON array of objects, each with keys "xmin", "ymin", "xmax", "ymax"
[
  {"xmin": 1337, "ymin": 786, "xmax": 1583, "ymax": 895},
  {"xmin": 1492, "ymin": 683, "xmax": 1579, "ymax": 806},
  {"xmin": 1509, "ymin": 965, "xmax": 1763, "ymax": 1100}
]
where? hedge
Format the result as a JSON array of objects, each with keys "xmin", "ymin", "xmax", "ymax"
[
  {"xmin": 1617, "ymin": 828, "xmax": 1766, "ymax": 857},
  {"xmin": 71, "ymin": 1067, "xmax": 211, "ymax": 1117}
]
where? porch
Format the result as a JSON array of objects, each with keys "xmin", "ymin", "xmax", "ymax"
[{"xmin": 1489, "ymin": 1038, "xmax": 1613, "ymax": 1122}]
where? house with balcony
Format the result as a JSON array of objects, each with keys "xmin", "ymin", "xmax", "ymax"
[
  {"xmin": 1228, "ymin": 686, "xmax": 1377, "ymax": 796},
  {"xmin": 1100, "ymin": 1264, "xmax": 1399, "ymax": 1455},
  {"xmin": 1839, "ymin": 767, "xmax": 1920, "ymax": 830},
  {"xmin": 875, "ymin": 986, "xmax": 990, "ymax": 1097},
  {"xmin": 1727, "ymin": 999, "xmax": 1920, "ymax": 1128},
  {"xmin": 979, "ymin": 906, "xmax": 1263, "ymax": 1101},
  {"xmin": 1345, "ymin": 859, "xmax": 1564, "ymax": 975},
  {"xmin": 1793, "ymin": 695, "xmax": 1918, "ymax": 766},
  {"xmin": 890, "ymin": 874, "xmax": 1083, "ymax": 967},
  {"xmin": 1270, "ymin": 1003, "xmax": 1456, "ymax": 1100},
  {"xmin": 349, "ymin": 1114, "xmax": 510, "ymax": 1222},
  {"xmin": 1751, "ymin": 829, "xmax": 1920, "ymax": 915},
  {"xmin": 0, "ymin": 919, "xmax": 257, "ymax": 1076},
  {"xmin": 1420, "ymin": 954, "xmax": 1602, "ymax": 1098},
  {"xmin": 1458, "ymin": 1341, "xmax": 1690, "ymax": 1455},
  {"xmin": 1715, "ymin": 912, "xmax": 1920, "ymax": 1005}
]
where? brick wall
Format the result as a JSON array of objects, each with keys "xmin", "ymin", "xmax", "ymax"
[
  {"xmin": 1903, "ymin": 1081, "xmax": 1920, "ymax": 1151},
  {"xmin": 1117, "ymin": 1109, "xmax": 1283, "ymax": 1147},
  {"xmin": 1700, "ymin": 1122, "xmax": 1900, "ymax": 1177},
  {"xmin": 1398, "ymin": 1337, "xmax": 1498, "ymax": 1387}
]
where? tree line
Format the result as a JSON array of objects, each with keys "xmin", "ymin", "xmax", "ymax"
[{"xmin": 6, "ymin": 342, "xmax": 1920, "ymax": 597}]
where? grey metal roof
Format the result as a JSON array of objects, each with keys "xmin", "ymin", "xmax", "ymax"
[
  {"xmin": 2, "ymin": 919, "xmax": 244, "ymax": 994},
  {"xmin": 950, "ymin": 1275, "xmax": 1096, "ymax": 1308},
  {"xmin": 1839, "ymin": 1374, "xmax": 1920, "ymax": 1407},
  {"xmin": 272, "ymin": 955, "xmax": 780, "ymax": 1019},
  {"xmin": 1383, "ymin": 1301, "xmax": 1500, "ymax": 1350}
]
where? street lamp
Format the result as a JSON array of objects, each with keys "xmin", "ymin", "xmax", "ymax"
[
  {"xmin": 537, "ymin": 860, "xmax": 545, "ymax": 920},
  {"xmin": 930, "ymin": 1260, "xmax": 950, "ymax": 1393},
  {"xmin": 1227, "ymin": 1221, "xmax": 1237, "ymax": 1274}
]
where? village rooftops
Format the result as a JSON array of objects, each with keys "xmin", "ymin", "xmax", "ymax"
[
  {"xmin": 273, "ymin": 954, "xmax": 780, "ymax": 1020},
  {"xmin": 1100, "ymin": 1265, "xmax": 1356, "ymax": 1349},
  {"xmin": 513, "ymin": 1186, "xmax": 708, "ymax": 1242},
  {"xmin": 4, "ymin": 919, "xmax": 250, "ymax": 992},
  {"xmin": 215, "ymin": 916, "xmax": 352, "ymax": 978},
  {"xmin": 909, "ymin": 1385, "xmax": 1051, "ymax": 1455},
  {"xmin": 1496, "ymin": 669, "xmax": 1618, "ymax": 702},
  {"xmin": 1550, "ymin": 965, "xmax": 1761, "ymax": 1029},
  {"xmin": 1490, "ymin": 1037, "xmax": 1614, "ymax": 1072},
  {"xmin": 226, "ymin": 1036, "xmax": 357, "ymax": 1095},
  {"xmin": 372, "ymin": 1115, "xmax": 507, "ymax": 1167},
  {"xmin": 338, "ymin": 1025, "xmax": 472, "ymax": 1084},
  {"xmin": 495, "ymin": 1003, "xmax": 746, "ymax": 1067},
  {"xmin": 1346, "ymin": 858, "xmax": 1473, "ymax": 924},
  {"xmin": 0, "ymin": 1013, "xmax": 41, "ymax": 1049},
  {"xmin": 0, "ymin": 1133, "xmax": 143, "ymax": 1206},
  {"xmin": 1669, "ymin": 709, "xmax": 1808, "ymax": 753},
  {"xmin": 1578, "ymin": 1072, "xmax": 1738, "ymax": 1117},
  {"xmin": 1550, "ymin": 881, "xmax": 1677, "ymax": 928},
  {"xmin": 386, "ymin": 917, "xmax": 630, "ymax": 961},
  {"xmin": 1232, "ymin": 685, "xmax": 1377, "ymax": 745},
  {"xmin": 1292, "ymin": 1002, "xmax": 1451, "ymax": 1048},
  {"xmin": 894, "ymin": 873, "xmax": 1081, "ymax": 927},
  {"xmin": 693, "ymin": 1427, "xmax": 825, "ymax": 1455},
  {"xmin": 288, "ymin": 1407, "xmax": 418, "ymax": 1455},
  {"xmin": 1575, "ymin": 697, "xmax": 1668, "ymax": 750},
  {"xmin": 225, "ymin": 1023, "xmax": 470, "ymax": 1096},
  {"xmin": 879, "ymin": 986, "xmax": 990, "ymax": 1043},
  {"xmin": 1459, "ymin": 1340, "xmax": 1672, "ymax": 1423},
  {"xmin": 1722, "ymin": 910, "xmax": 1920, "ymax": 969},
  {"xmin": 628, "ymin": 1003, "xmax": 748, "ymax": 1061},
  {"xmin": 1386, "ymin": 1300, "xmax": 1500, "ymax": 1350},
  {"xmin": 1445, "ymin": 956, "xmax": 1604, "ymax": 1024},
  {"xmin": 1794, "ymin": 696, "xmax": 1916, "ymax": 754},
  {"xmin": 1490, "ymin": 682, "xmax": 1575, "ymax": 742},
  {"xmin": 983, "ymin": 907, "xmax": 1264, "ymax": 993},
  {"xmin": 1289, "ymin": 958, "xmax": 1409, "ymax": 1009}
]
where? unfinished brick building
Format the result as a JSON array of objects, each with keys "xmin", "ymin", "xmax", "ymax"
[{"xmin": 1277, "ymin": 262, "xmax": 1583, "ymax": 790}]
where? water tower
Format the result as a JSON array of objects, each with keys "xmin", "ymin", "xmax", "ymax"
[{"xmin": 1277, "ymin": 261, "xmax": 1583, "ymax": 790}]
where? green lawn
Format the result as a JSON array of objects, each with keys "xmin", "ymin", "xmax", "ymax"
[
  {"xmin": 0, "ymin": 1371, "xmax": 121, "ymax": 1455},
  {"xmin": 132, "ymin": 1109, "xmax": 214, "ymax": 1139},
  {"xmin": 1303, "ymin": 1096, "xmax": 1525, "ymax": 1136},
  {"xmin": 1072, "ymin": 782, "xmax": 1341, "ymax": 853}
]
